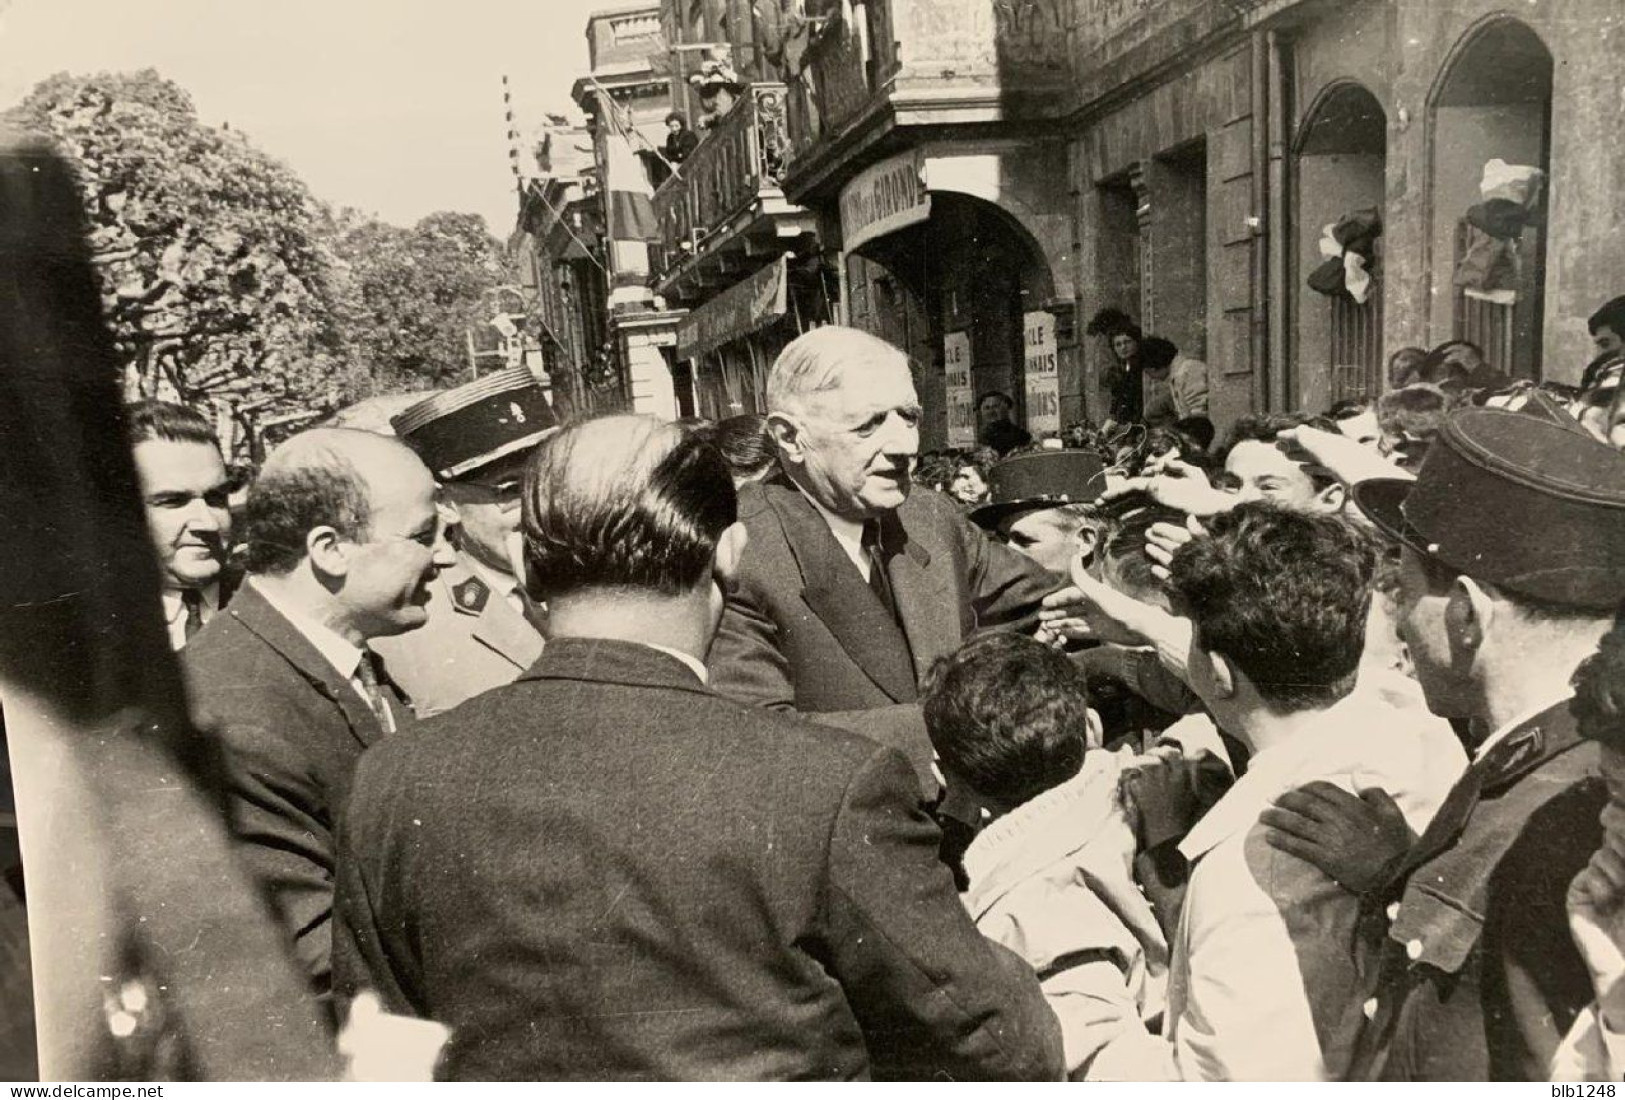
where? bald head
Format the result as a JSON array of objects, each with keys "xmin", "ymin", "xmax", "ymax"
[
  {"xmin": 243, "ymin": 428, "xmax": 430, "ymax": 576},
  {"xmin": 766, "ymin": 325, "xmax": 912, "ymax": 417}
]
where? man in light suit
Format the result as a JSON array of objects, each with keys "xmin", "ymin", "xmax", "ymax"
[
  {"xmin": 333, "ymin": 415, "xmax": 1063, "ymax": 1081},
  {"xmin": 707, "ymin": 326, "xmax": 1072, "ymax": 792},
  {"xmin": 184, "ymin": 428, "xmax": 454, "ymax": 1002},
  {"xmin": 371, "ymin": 368, "xmax": 555, "ymax": 716}
]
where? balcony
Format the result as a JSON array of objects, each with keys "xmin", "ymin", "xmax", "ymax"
[
  {"xmin": 783, "ymin": 0, "xmax": 1075, "ymax": 198},
  {"xmin": 650, "ymin": 83, "xmax": 818, "ymax": 303}
]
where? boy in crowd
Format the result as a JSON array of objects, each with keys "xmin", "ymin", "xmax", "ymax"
[
  {"xmin": 1131, "ymin": 504, "xmax": 1464, "ymax": 1080},
  {"xmin": 923, "ymin": 632, "xmax": 1173, "ymax": 1080}
]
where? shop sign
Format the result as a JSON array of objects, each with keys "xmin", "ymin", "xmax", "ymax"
[
  {"xmin": 1023, "ymin": 310, "xmax": 1060, "ymax": 437},
  {"xmin": 841, "ymin": 150, "xmax": 931, "ymax": 253},
  {"xmin": 676, "ymin": 256, "xmax": 789, "ymax": 362},
  {"xmin": 944, "ymin": 330, "xmax": 975, "ymax": 448}
]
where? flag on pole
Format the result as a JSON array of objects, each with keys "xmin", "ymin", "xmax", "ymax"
[{"xmin": 601, "ymin": 105, "xmax": 662, "ymax": 244}]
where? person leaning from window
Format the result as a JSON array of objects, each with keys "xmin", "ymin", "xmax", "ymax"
[{"xmin": 663, "ymin": 112, "xmax": 699, "ymax": 165}]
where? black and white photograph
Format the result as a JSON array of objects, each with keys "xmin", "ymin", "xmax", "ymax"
[{"xmin": 1, "ymin": 0, "xmax": 1624, "ymax": 1084}]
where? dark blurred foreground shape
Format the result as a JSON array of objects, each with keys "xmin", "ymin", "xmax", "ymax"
[{"xmin": 0, "ymin": 131, "xmax": 338, "ymax": 1080}]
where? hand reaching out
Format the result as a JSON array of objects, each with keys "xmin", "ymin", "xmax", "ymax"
[{"xmin": 1569, "ymin": 810, "xmax": 1625, "ymax": 1022}]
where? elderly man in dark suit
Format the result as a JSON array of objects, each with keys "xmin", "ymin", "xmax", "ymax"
[
  {"xmin": 184, "ymin": 427, "xmax": 454, "ymax": 1002},
  {"xmin": 332, "ymin": 415, "xmax": 1064, "ymax": 1081},
  {"xmin": 708, "ymin": 326, "xmax": 1069, "ymax": 789}
]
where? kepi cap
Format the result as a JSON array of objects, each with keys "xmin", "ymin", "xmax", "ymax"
[
  {"xmin": 1353, "ymin": 407, "xmax": 1625, "ymax": 610},
  {"xmin": 391, "ymin": 367, "xmax": 558, "ymax": 485},
  {"xmin": 969, "ymin": 450, "xmax": 1108, "ymax": 531}
]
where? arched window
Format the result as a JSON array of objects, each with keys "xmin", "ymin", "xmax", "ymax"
[
  {"xmin": 1294, "ymin": 81, "xmax": 1387, "ymax": 409},
  {"xmin": 1428, "ymin": 17, "xmax": 1553, "ymax": 379}
]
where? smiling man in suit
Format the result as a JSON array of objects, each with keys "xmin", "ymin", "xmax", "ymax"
[
  {"xmin": 184, "ymin": 427, "xmax": 455, "ymax": 1003},
  {"xmin": 332, "ymin": 415, "xmax": 1063, "ymax": 1080},
  {"xmin": 707, "ymin": 326, "xmax": 1069, "ymax": 791}
]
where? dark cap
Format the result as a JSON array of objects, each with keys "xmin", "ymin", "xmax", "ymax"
[
  {"xmin": 1353, "ymin": 407, "xmax": 1625, "ymax": 610},
  {"xmin": 391, "ymin": 367, "xmax": 558, "ymax": 485},
  {"xmin": 969, "ymin": 450, "xmax": 1108, "ymax": 530}
]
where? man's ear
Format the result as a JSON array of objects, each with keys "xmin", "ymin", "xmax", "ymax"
[
  {"xmin": 306, "ymin": 525, "xmax": 350, "ymax": 581},
  {"xmin": 1085, "ymin": 707, "xmax": 1104, "ymax": 750},
  {"xmin": 765, "ymin": 412, "xmax": 804, "ymax": 465},
  {"xmin": 1446, "ymin": 574, "xmax": 1495, "ymax": 658},
  {"xmin": 712, "ymin": 522, "xmax": 750, "ymax": 589},
  {"xmin": 1316, "ymin": 480, "xmax": 1348, "ymax": 513},
  {"xmin": 1207, "ymin": 651, "xmax": 1237, "ymax": 700}
]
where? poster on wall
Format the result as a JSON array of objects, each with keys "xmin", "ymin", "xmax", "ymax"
[
  {"xmin": 1022, "ymin": 310, "xmax": 1060, "ymax": 438},
  {"xmin": 944, "ymin": 330, "xmax": 975, "ymax": 448}
]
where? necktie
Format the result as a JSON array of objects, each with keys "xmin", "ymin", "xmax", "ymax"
[
  {"xmin": 354, "ymin": 650, "xmax": 397, "ymax": 734},
  {"xmin": 181, "ymin": 588, "xmax": 205, "ymax": 642},
  {"xmin": 861, "ymin": 520, "xmax": 899, "ymax": 624}
]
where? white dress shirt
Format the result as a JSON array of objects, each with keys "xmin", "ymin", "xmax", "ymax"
[
  {"xmin": 798, "ymin": 487, "xmax": 871, "ymax": 582},
  {"xmin": 1473, "ymin": 687, "xmax": 1576, "ymax": 763},
  {"xmin": 250, "ymin": 580, "xmax": 395, "ymax": 732},
  {"xmin": 641, "ymin": 641, "xmax": 709, "ymax": 684},
  {"xmin": 1142, "ymin": 689, "xmax": 1466, "ymax": 1081},
  {"xmin": 162, "ymin": 583, "xmax": 220, "ymax": 651}
]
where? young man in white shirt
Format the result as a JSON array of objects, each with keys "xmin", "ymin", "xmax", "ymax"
[{"xmin": 1126, "ymin": 504, "xmax": 1462, "ymax": 1080}]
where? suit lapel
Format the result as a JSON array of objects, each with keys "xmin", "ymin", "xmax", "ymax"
[
  {"xmin": 880, "ymin": 506, "xmax": 958, "ymax": 680},
  {"xmin": 226, "ymin": 582, "xmax": 384, "ymax": 748},
  {"xmin": 768, "ymin": 483, "xmax": 918, "ymax": 703}
]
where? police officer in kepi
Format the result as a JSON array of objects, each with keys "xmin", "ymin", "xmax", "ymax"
[
  {"xmin": 1261, "ymin": 404, "xmax": 1625, "ymax": 1081},
  {"xmin": 370, "ymin": 366, "xmax": 558, "ymax": 717}
]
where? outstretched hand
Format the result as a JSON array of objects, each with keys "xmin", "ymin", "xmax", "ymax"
[
  {"xmin": 1569, "ymin": 809, "xmax": 1625, "ymax": 1019},
  {"xmin": 1260, "ymin": 781, "xmax": 1415, "ymax": 895},
  {"xmin": 1100, "ymin": 459, "xmax": 1236, "ymax": 517}
]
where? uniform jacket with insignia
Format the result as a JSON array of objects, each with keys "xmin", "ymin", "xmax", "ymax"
[
  {"xmin": 1347, "ymin": 700, "xmax": 1605, "ymax": 1081},
  {"xmin": 370, "ymin": 553, "xmax": 544, "ymax": 718}
]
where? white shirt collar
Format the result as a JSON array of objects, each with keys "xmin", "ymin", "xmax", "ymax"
[
  {"xmin": 161, "ymin": 582, "xmax": 219, "ymax": 622},
  {"xmin": 462, "ymin": 553, "xmax": 519, "ymax": 598},
  {"xmin": 795, "ymin": 483, "xmax": 870, "ymax": 580},
  {"xmin": 641, "ymin": 642, "xmax": 709, "ymax": 684},
  {"xmin": 249, "ymin": 578, "xmax": 366, "ymax": 683},
  {"xmin": 1473, "ymin": 687, "xmax": 1576, "ymax": 762}
]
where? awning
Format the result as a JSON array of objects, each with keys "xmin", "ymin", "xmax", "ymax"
[{"xmin": 676, "ymin": 255, "xmax": 789, "ymax": 361}]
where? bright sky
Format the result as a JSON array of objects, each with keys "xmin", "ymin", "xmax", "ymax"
[{"xmin": 0, "ymin": 0, "xmax": 616, "ymax": 234}]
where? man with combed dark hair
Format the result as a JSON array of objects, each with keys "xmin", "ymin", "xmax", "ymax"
[
  {"xmin": 1120, "ymin": 504, "xmax": 1461, "ymax": 1081},
  {"xmin": 708, "ymin": 326, "xmax": 1072, "ymax": 796},
  {"xmin": 127, "ymin": 399, "xmax": 237, "ymax": 649},
  {"xmin": 184, "ymin": 427, "xmax": 454, "ymax": 1002},
  {"xmin": 332, "ymin": 415, "xmax": 1064, "ymax": 1082},
  {"xmin": 922, "ymin": 632, "xmax": 1168, "ymax": 1080}
]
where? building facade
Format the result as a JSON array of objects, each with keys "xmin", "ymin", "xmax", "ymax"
[{"xmin": 528, "ymin": 0, "xmax": 1625, "ymax": 434}]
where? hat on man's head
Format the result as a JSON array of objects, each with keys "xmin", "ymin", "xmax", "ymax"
[
  {"xmin": 391, "ymin": 367, "xmax": 558, "ymax": 486},
  {"xmin": 969, "ymin": 449, "xmax": 1108, "ymax": 531},
  {"xmin": 1353, "ymin": 407, "xmax": 1625, "ymax": 610}
]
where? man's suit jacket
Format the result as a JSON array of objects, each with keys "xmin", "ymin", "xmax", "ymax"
[
  {"xmin": 1348, "ymin": 700, "xmax": 1605, "ymax": 1081},
  {"xmin": 183, "ymin": 581, "xmax": 409, "ymax": 1001},
  {"xmin": 708, "ymin": 478, "xmax": 1059, "ymax": 785},
  {"xmin": 333, "ymin": 637, "xmax": 1063, "ymax": 1081},
  {"xmin": 369, "ymin": 553, "xmax": 543, "ymax": 717}
]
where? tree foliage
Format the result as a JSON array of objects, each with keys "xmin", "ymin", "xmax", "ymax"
[
  {"xmin": 5, "ymin": 69, "xmax": 525, "ymax": 457},
  {"xmin": 6, "ymin": 70, "xmax": 367, "ymax": 432},
  {"xmin": 332, "ymin": 209, "xmax": 515, "ymax": 390}
]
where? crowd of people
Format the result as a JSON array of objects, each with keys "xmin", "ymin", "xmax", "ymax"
[{"xmin": 67, "ymin": 303, "xmax": 1625, "ymax": 1080}]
